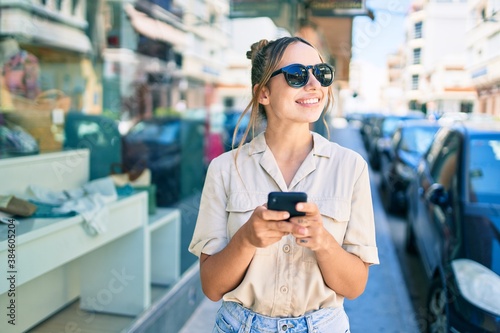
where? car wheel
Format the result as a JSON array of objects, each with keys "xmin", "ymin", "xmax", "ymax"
[{"xmin": 426, "ymin": 277, "xmax": 448, "ymax": 333}]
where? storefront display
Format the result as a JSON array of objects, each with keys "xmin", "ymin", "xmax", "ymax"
[{"xmin": 0, "ymin": 38, "xmax": 100, "ymax": 153}]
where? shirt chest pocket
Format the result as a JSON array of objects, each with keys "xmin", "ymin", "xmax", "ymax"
[
  {"xmin": 302, "ymin": 198, "xmax": 351, "ymax": 263},
  {"xmin": 225, "ymin": 193, "xmax": 270, "ymax": 255}
]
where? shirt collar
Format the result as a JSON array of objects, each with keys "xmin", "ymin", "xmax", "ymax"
[{"xmin": 248, "ymin": 131, "xmax": 332, "ymax": 158}]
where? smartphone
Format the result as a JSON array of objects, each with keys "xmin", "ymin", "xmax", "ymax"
[{"xmin": 267, "ymin": 191, "xmax": 307, "ymax": 218}]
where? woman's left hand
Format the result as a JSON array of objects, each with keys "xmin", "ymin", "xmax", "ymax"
[{"xmin": 289, "ymin": 202, "xmax": 332, "ymax": 251}]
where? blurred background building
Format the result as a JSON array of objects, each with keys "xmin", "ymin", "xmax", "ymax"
[
  {"xmin": 466, "ymin": 0, "xmax": 500, "ymax": 116},
  {"xmin": 402, "ymin": 0, "xmax": 476, "ymax": 114}
]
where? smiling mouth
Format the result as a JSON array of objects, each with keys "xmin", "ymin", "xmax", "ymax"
[{"xmin": 297, "ymin": 98, "xmax": 319, "ymax": 105}]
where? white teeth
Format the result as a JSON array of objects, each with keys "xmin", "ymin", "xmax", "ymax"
[{"xmin": 298, "ymin": 98, "xmax": 319, "ymax": 104}]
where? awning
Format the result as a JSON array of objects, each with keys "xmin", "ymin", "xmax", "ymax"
[
  {"xmin": 124, "ymin": 4, "xmax": 187, "ymax": 49},
  {"xmin": 0, "ymin": 7, "xmax": 92, "ymax": 54}
]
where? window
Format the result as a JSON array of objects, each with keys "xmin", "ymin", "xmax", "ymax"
[
  {"xmin": 468, "ymin": 138, "xmax": 500, "ymax": 203},
  {"xmin": 409, "ymin": 100, "xmax": 419, "ymax": 110},
  {"xmin": 413, "ymin": 48, "xmax": 421, "ymax": 64},
  {"xmin": 411, "ymin": 74, "xmax": 419, "ymax": 90},
  {"xmin": 460, "ymin": 102, "xmax": 473, "ymax": 113},
  {"xmin": 430, "ymin": 133, "xmax": 460, "ymax": 191},
  {"xmin": 426, "ymin": 129, "xmax": 449, "ymax": 166},
  {"xmin": 401, "ymin": 127, "xmax": 440, "ymax": 155},
  {"xmin": 414, "ymin": 22, "xmax": 423, "ymax": 39}
]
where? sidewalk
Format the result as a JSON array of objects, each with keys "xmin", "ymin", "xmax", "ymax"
[{"xmin": 179, "ymin": 122, "xmax": 419, "ymax": 333}]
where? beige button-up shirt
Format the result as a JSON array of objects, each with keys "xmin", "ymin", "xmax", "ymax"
[{"xmin": 189, "ymin": 132, "xmax": 379, "ymax": 317}]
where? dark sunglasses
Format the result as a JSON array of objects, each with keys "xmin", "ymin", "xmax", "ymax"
[{"xmin": 270, "ymin": 63, "xmax": 334, "ymax": 88}]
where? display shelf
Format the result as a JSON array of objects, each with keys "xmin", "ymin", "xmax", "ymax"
[{"xmin": 0, "ymin": 150, "xmax": 181, "ymax": 332}]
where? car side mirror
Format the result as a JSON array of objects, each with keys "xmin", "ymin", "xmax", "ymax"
[{"xmin": 425, "ymin": 183, "xmax": 449, "ymax": 207}]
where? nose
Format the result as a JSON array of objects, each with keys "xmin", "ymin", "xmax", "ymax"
[{"xmin": 305, "ymin": 68, "xmax": 321, "ymax": 88}]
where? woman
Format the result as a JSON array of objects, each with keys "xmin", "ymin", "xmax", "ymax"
[{"xmin": 189, "ymin": 36, "xmax": 379, "ymax": 333}]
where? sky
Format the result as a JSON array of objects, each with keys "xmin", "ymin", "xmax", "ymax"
[{"xmin": 352, "ymin": 0, "xmax": 413, "ymax": 67}]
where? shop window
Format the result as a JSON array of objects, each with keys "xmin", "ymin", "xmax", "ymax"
[{"xmin": 0, "ymin": 38, "xmax": 91, "ymax": 154}]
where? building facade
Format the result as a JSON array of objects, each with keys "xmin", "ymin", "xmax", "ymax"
[
  {"xmin": 466, "ymin": 0, "xmax": 500, "ymax": 116},
  {"xmin": 403, "ymin": 0, "xmax": 476, "ymax": 114},
  {"xmin": 1, "ymin": 0, "xmax": 231, "ymax": 152}
]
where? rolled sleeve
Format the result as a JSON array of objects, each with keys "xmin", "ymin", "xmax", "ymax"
[
  {"xmin": 188, "ymin": 157, "xmax": 229, "ymax": 257},
  {"xmin": 343, "ymin": 160, "xmax": 380, "ymax": 265}
]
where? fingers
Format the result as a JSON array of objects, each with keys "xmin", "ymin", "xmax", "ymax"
[
  {"xmin": 251, "ymin": 206, "xmax": 294, "ymax": 237},
  {"xmin": 258, "ymin": 205, "xmax": 290, "ymax": 222},
  {"xmin": 295, "ymin": 202, "xmax": 319, "ymax": 216},
  {"xmin": 288, "ymin": 202, "xmax": 323, "ymax": 248}
]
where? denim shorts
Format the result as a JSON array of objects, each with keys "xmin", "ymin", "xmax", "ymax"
[{"xmin": 213, "ymin": 301, "xmax": 350, "ymax": 333}]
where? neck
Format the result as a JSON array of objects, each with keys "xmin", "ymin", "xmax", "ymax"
[{"xmin": 265, "ymin": 126, "xmax": 313, "ymax": 160}]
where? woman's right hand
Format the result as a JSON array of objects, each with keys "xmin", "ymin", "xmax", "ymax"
[{"xmin": 240, "ymin": 205, "xmax": 293, "ymax": 248}]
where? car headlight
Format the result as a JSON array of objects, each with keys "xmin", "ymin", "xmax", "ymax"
[
  {"xmin": 452, "ymin": 258, "xmax": 500, "ymax": 316},
  {"xmin": 395, "ymin": 162, "xmax": 414, "ymax": 180}
]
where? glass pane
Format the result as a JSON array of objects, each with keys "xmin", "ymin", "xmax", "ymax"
[
  {"xmin": 401, "ymin": 127, "xmax": 439, "ymax": 155},
  {"xmin": 469, "ymin": 139, "xmax": 500, "ymax": 203}
]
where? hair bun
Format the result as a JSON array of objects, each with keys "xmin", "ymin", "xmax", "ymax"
[{"xmin": 246, "ymin": 39, "xmax": 269, "ymax": 61}]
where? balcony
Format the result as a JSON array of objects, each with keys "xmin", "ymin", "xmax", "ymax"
[
  {"xmin": 0, "ymin": 0, "xmax": 87, "ymax": 28},
  {"xmin": 0, "ymin": 0, "xmax": 91, "ymax": 53}
]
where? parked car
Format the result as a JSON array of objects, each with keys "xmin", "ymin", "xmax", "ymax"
[
  {"xmin": 222, "ymin": 110, "xmax": 251, "ymax": 151},
  {"xmin": 344, "ymin": 112, "xmax": 365, "ymax": 129},
  {"xmin": 406, "ymin": 121, "xmax": 500, "ymax": 333},
  {"xmin": 122, "ymin": 117, "xmax": 182, "ymax": 206},
  {"xmin": 379, "ymin": 119, "xmax": 441, "ymax": 213},
  {"xmin": 367, "ymin": 111, "xmax": 425, "ymax": 170},
  {"xmin": 359, "ymin": 112, "xmax": 384, "ymax": 150}
]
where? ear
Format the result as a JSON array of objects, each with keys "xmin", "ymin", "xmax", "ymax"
[{"xmin": 254, "ymin": 84, "xmax": 270, "ymax": 105}]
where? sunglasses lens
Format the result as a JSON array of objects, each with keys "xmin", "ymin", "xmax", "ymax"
[
  {"xmin": 314, "ymin": 64, "xmax": 334, "ymax": 87},
  {"xmin": 283, "ymin": 65, "xmax": 308, "ymax": 87}
]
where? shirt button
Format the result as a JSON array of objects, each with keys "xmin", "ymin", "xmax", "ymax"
[
  {"xmin": 283, "ymin": 244, "xmax": 291, "ymax": 253},
  {"xmin": 280, "ymin": 286, "xmax": 288, "ymax": 294}
]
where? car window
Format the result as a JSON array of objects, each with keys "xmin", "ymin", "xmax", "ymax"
[
  {"xmin": 400, "ymin": 127, "xmax": 439, "ymax": 155},
  {"xmin": 426, "ymin": 128, "xmax": 449, "ymax": 166},
  {"xmin": 158, "ymin": 122, "xmax": 181, "ymax": 144},
  {"xmin": 430, "ymin": 132, "xmax": 460, "ymax": 191},
  {"xmin": 382, "ymin": 117, "xmax": 401, "ymax": 137},
  {"xmin": 391, "ymin": 129, "xmax": 401, "ymax": 151},
  {"xmin": 468, "ymin": 138, "xmax": 500, "ymax": 204},
  {"xmin": 129, "ymin": 122, "xmax": 158, "ymax": 140}
]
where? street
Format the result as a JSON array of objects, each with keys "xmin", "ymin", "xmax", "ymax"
[{"xmin": 373, "ymin": 171, "xmax": 429, "ymax": 332}]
